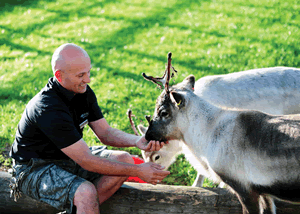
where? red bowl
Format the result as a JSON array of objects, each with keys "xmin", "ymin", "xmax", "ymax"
[{"xmin": 126, "ymin": 156, "xmax": 147, "ymax": 183}]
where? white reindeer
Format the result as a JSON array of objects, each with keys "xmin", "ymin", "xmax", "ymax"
[
  {"xmin": 136, "ymin": 124, "xmax": 208, "ymax": 187},
  {"xmin": 143, "ymin": 53, "xmax": 300, "ymax": 213},
  {"xmin": 141, "ymin": 66, "xmax": 300, "ymax": 187}
]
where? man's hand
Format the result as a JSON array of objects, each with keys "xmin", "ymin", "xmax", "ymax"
[
  {"xmin": 137, "ymin": 162, "xmax": 170, "ymax": 185},
  {"xmin": 136, "ymin": 136, "xmax": 167, "ymax": 152}
]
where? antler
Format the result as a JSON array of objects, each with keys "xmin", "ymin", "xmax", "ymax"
[
  {"xmin": 127, "ymin": 109, "xmax": 140, "ymax": 136},
  {"xmin": 142, "ymin": 52, "xmax": 177, "ymax": 93}
]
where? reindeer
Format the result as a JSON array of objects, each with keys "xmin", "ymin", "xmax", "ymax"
[
  {"xmin": 143, "ymin": 53, "xmax": 300, "ymax": 214},
  {"xmin": 139, "ymin": 57, "xmax": 300, "ymax": 188},
  {"xmin": 128, "ymin": 109, "xmax": 209, "ymax": 187}
]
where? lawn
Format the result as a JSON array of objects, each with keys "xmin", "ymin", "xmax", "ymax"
[{"xmin": 0, "ymin": 0, "xmax": 299, "ymax": 186}]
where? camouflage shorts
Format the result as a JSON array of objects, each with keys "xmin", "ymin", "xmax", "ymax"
[{"xmin": 12, "ymin": 146, "xmax": 112, "ymax": 214}]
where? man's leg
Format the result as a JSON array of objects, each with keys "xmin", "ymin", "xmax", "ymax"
[
  {"xmin": 73, "ymin": 181, "xmax": 100, "ymax": 214},
  {"xmin": 13, "ymin": 159, "xmax": 97, "ymax": 214},
  {"xmin": 93, "ymin": 151, "xmax": 134, "ymax": 205}
]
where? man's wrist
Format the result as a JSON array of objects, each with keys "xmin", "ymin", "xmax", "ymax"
[
  {"xmin": 134, "ymin": 136, "xmax": 143, "ymax": 148},
  {"xmin": 131, "ymin": 163, "xmax": 142, "ymax": 177}
]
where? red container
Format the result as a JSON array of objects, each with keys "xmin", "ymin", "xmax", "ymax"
[{"xmin": 126, "ymin": 156, "xmax": 147, "ymax": 183}]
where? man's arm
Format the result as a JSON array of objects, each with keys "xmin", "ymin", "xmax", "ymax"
[
  {"xmin": 61, "ymin": 139, "xmax": 170, "ymax": 184},
  {"xmin": 88, "ymin": 118, "xmax": 166, "ymax": 151}
]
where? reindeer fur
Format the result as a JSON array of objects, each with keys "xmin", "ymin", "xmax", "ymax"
[
  {"xmin": 143, "ymin": 67, "xmax": 300, "ymax": 188},
  {"xmin": 145, "ymin": 72, "xmax": 300, "ymax": 214},
  {"xmin": 195, "ymin": 67, "xmax": 300, "ymax": 115}
]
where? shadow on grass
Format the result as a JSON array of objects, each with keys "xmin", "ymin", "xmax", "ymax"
[
  {"xmin": 0, "ymin": 69, "xmax": 52, "ymax": 107},
  {"xmin": 0, "ymin": 0, "xmax": 55, "ymax": 13},
  {"xmin": 1, "ymin": 0, "xmax": 216, "ymax": 106},
  {"xmin": 79, "ymin": 0, "xmax": 217, "ymax": 79},
  {"xmin": 2, "ymin": 0, "xmax": 298, "ymax": 108}
]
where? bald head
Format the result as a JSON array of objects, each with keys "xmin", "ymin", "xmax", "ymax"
[
  {"xmin": 51, "ymin": 43, "xmax": 90, "ymax": 75},
  {"xmin": 51, "ymin": 43, "xmax": 91, "ymax": 94}
]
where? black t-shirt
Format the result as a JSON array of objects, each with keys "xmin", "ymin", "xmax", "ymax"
[{"xmin": 10, "ymin": 77, "xmax": 104, "ymax": 162}]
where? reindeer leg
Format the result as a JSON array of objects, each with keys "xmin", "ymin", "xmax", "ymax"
[
  {"xmin": 230, "ymin": 188, "xmax": 261, "ymax": 214},
  {"xmin": 259, "ymin": 196, "xmax": 276, "ymax": 214},
  {"xmin": 244, "ymin": 191, "xmax": 262, "ymax": 214},
  {"xmin": 192, "ymin": 173, "xmax": 205, "ymax": 187},
  {"xmin": 219, "ymin": 175, "xmax": 261, "ymax": 214}
]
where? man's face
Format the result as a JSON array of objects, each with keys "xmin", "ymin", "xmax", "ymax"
[{"xmin": 59, "ymin": 57, "xmax": 91, "ymax": 94}]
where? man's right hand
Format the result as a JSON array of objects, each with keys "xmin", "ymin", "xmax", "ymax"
[{"xmin": 137, "ymin": 162, "xmax": 170, "ymax": 185}]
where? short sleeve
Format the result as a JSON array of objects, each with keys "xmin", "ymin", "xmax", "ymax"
[{"xmin": 87, "ymin": 87, "xmax": 104, "ymax": 122}]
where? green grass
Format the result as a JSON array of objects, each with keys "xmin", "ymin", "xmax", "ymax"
[{"xmin": 0, "ymin": 0, "xmax": 299, "ymax": 186}]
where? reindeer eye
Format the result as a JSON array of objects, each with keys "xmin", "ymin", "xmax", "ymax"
[
  {"xmin": 160, "ymin": 111, "xmax": 169, "ymax": 118},
  {"xmin": 154, "ymin": 155, "xmax": 161, "ymax": 161}
]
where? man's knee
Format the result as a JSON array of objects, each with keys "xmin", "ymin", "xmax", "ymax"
[
  {"xmin": 74, "ymin": 181, "xmax": 99, "ymax": 208},
  {"xmin": 110, "ymin": 151, "xmax": 134, "ymax": 164}
]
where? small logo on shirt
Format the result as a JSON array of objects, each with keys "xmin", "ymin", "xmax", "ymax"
[
  {"xmin": 81, "ymin": 112, "xmax": 89, "ymax": 119},
  {"xmin": 79, "ymin": 119, "xmax": 88, "ymax": 129},
  {"xmin": 79, "ymin": 112, "xmax": 89, "ymax": 129}
]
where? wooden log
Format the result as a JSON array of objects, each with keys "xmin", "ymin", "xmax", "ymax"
[
  {"xmin": 1, "ymin": 171, "xmax": 300, "ymax": 214},
  {"xmin": 0, "ymin": 171, "xmax": 62, "ymax": 214},
  {"xmin": 101, "ymin": 182, "xmax": 242, "ymax": 214}
]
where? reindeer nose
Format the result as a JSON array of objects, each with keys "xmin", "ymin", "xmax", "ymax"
[
  {"xmin": 145, "ymin": 128, "xmax": 161, "ymax": 142},
  {"xmin": 145, "ymin": 129, "xmax": 155, "ymax": 141},
  {"xmin": 145, "ymin": 131, "xmax": 152, "ymax": 141}
]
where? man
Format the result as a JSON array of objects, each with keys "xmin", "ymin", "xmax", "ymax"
[{"xmin": 10, "ymin": 43, "xmax": 170, "ymax": 214}]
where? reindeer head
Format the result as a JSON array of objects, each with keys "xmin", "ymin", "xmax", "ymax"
[
  {"xmin": 142, "ymin": 136, "xmax": 183, "ymax": 169},
  {"xmin": 127, "ymin": 110, "xmax": 183, "ymax": 170},
  {"xmin": 145, "ymin": 75, "xmax": 195, "ymax": 142},
  {"xmin": 137, "ymin": 123, "xmax": 183, "ymax": 169},
  {"xmin": 142, "ymin": 52, "xmax": 195, "ymax": 142},
  {"xmin": 137, "ymin": 124, "xmax": 183, "ymax": 170}
]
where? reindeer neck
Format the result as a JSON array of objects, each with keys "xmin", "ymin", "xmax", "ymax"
[
  {"xmin": 192, "ymin": 93, "xmax": 224, "ymax": 124},
  {"xmin": 181, "ymin": 93, "xmax": 226, "ymax": 147}
]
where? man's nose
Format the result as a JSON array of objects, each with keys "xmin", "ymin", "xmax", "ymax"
[{"xmin": 84, "ymin": 72, "xmax": 91, "ymax": 83}]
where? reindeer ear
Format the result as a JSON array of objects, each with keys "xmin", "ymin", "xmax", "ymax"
[
  {"xmin": 141, "ymin": 150, "xmax": 148, "ymax": 161},
  {"xmin": 137, "ymin": 124, "xmax": 148, "ymax": 135},
  {"xmin": 182, "ymin": 75, "xmax": 195, "ymax": 91},
  {"xmin": 170, "ymin": 91, "xmax": 185, "ymax": 109}
]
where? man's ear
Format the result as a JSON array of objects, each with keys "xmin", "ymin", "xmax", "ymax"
[
  {"xmin": 55, "ymin": 70, "xmax": 62, "ymax": 82},
  {"xmin": 170, "ymin": 91, "xmax": 185, "ymax": 109}
]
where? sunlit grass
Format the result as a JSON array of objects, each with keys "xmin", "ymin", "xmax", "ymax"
[{"xmin": 0, "ymin": 0, "xmax": 299, "ymax": 186}]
